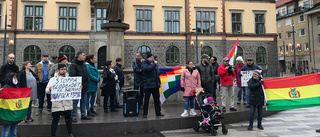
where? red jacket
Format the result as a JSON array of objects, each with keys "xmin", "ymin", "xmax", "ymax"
[{"xmin": 218, "ymin": 64, "xmax": 235, "ymax": 86}]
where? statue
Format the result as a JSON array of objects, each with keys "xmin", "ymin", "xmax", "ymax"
[{"xmin": 106, "ymin": 0, "xmax": 124, "ymax": 22}]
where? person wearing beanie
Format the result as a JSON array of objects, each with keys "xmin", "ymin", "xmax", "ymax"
[
  {"xmin": 113, "ymin": 57, "xmax": 124, "ymax": 108},
  {"xmin": 234, "ymin": 56, "xmax": 246, "ymax": 105},
  {"xmin": 49, "ymin": 55, "xmax": 69, "ymax": 79},
  {"xmin": 196, "ymin": 54, "xmax": 215, "ymax": 101},
  {"xmin": 247, "ymin": 70, "xmax": 264, "ymax": 130}
]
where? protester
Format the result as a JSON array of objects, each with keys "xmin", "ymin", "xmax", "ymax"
[
  {"xmin": 218, "ymin": 57, "xmax": 237, "ymax": 112},
  {"xmin": 240, "ymin": 58, "xmax": 262, "ymax": 108},
  {"xmin": 49, "ymin": 55, "xmax": 69, "ymax": 79},
  {"xmin": 132, "ymin": 52, "xmax": 145, "ymax": 109},
  {"xmin": 0, "ymin": 53, "xmax": 19, "ymax": 87},
  {"xmin": 34, "ymin": 53, "xmax": 55, "ymax": 115},
  {"xmin": 234, "ymin": 56, "xmax": 246, "ymax": 105},
  {"xmin": 142, "ymin": 52, "xmax": 164, "ymax": 118},
  {"xmin": 85, "ymin": 54, "xmax": 100, "ymax": 116},
  {"xmin": 0, "ymin": 73, "xmax": 19, "ymax": 137},
  {"xmin": 114, "ymin": 58, "xmax": 124, "ymax": 108},
  {"xmin": 70, "ymin": 51, "xmax": 90, "ymax": 122},
  {"xmin": 210, "ymin": 56, "xmax": 219, "ymax": 101},
  {"xmin": 247, "ymin": 70, "xmax": 264, "ymax": 130},
  {"xmin": 196, "ymin": 54, "xmax": 215, "ymax": 101},
  {"xmin": 46, "ymin": 64, "xmax": 75, "ymax": 137},
  {"xmin": 180, "ymin": 61, "xmax": 201, "ymax": 117},
  {"xmin": 18, "ymin": 61, "xmax": 39, "ymax": 122},
  {"xmin": 101, "ymin": 61, "xmax": 118, "ymax": 113}
]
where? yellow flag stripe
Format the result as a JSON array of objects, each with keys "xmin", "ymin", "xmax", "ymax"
[
  {"xmin": 265, "ymin": 84, "xmax": 320, "ymax": 101},
  {"xmin": 0, "ymin": 97, "xmax": 30, "ymax": 110}
]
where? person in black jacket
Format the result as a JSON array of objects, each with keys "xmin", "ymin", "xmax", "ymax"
[
  {"xmin": 69, "ymin": 51, "xmax": 91, "ymax": 123},
  {"xmin": 0, "ymin": 53, "xmax": 19, "ymax": 87},
  {"xmin": 141, "ymin": 52, "xmax": 164, "ymax": 118},
  {"xmin": 210, "ymin": 56, "xmax": 219, "ymax": 100},
  {"xmin": 196, "ymin": 54, "xmax": 215, "ymax": 101},
  {"xmin": 101, "ymin": 61, "xmax": 118, "ymax": 113},
  {"xmin": 247, "ymin": 70, "xmax": 264, "ymax": 130},
  {"xmin": 132, "ymin": 52, "xmax": 145, "ymax": 109},
  {"xmin": 114, "ymin": 58, "xmax": 124, "ymax": 108}
]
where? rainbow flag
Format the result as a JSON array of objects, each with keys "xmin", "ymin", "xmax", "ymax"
[
  {"xmin": 226, "ymin": 38, "xmax": 239, "ymax": 67},
  {"xmin": 0, "ymin": 88, "xmax": 31, "ymax": 124},
  {"xmin": 263, "ymin": 73, "xmax": 320, "ymax": 111},
  {"xmin": 159, "ymin": 67, "xmax": 185, "ymax": 104}
]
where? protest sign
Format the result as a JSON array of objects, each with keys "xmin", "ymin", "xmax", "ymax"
[
  {"xmin": 240, "ymin": 71, "xmax": 253, "ymax": 87},
  {"xmin": 50, "ymin": 77, "xmax": 82, "ymax": 101}
]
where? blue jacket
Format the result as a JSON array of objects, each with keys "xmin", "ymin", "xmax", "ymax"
[
  {"xmin": 132, "ymin": 58, "xmax": 143, "ymax": 87},
  {"xmin": 85, "ymin": 63, "xmax": 100, "ymax": 92},
  {"xmin": 141, "ymin": 60, "xmax": 161, "ymax": 90}
]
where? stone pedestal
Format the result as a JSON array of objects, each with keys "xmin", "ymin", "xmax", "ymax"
[{"xmin": 101, "ymin": 22, "xmax": 129, "ymax": 65}]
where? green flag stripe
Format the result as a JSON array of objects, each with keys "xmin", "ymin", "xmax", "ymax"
[
  {"xmin": 164, "ymin": 89, "xmax": 171, "ymax": 99},
  {"xmin": 0, "ymin": 107, "xmax": 28, "ymax": 121},
  {"xmin": 267, "ymin": 96, "xmax": 320, "ymax": 111},
  {"xmin": 168, "ymin": 81, "xmax": 176, "ymax": 88}
]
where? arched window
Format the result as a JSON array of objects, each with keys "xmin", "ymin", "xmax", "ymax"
[
  {"xmin": 256, "ymin": 46, "xmax": 266, "ymax": 64},
  {"xmin": 201, "ymin": 46, "xmax": 213, "ymax": 57},
  {"xmin": 59, "ymin": 45, "xmax": 75, "ymax": 62},
  {"xmin": 98, "ymin": 46, "xmax": 107, "ymax": 69},
  {"xmin": 24, "ymin": 45, "xmax": 41, "ymax": 65},
  {"xmin": 137, "ymin": 45, "xmax": 151, "ymax": 59},
  {"xmin": 237, "ymin": 46, "xmax": 244, "ymax": 58},
  {"xmin": 166, "ymin": 46, "xmax": 180, "ymax": 66}
]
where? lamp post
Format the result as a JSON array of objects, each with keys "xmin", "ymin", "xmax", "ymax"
[
  {"xmin": 290, "ymin": 23, "xmax": 297, "ymax": 76},
  {"xmin": 2, "ymin": 5, "xmax": 7, "ymax": 65},
  {"xmin": 281, "ymin": 41, "xmax": 286, "ymax": 74}
]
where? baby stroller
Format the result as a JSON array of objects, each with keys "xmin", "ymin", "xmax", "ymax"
[{"xmin": 193, "ymin": 92, "xmax": 228, "ymax": 136}]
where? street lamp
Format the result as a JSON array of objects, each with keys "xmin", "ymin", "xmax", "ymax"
[
  {"xmin": 288, "ymin": 41, "xmax": 300, "ymax": 75},
  {"xmin": 290, "ymin": 22, "xmax": 298, "ymax": 76},
  {"xmin": 9, "ymin": 40, "xmax": 14, "ymax": 45},
  {"xmin": 190, "ymin": 39, "xmax": 204, "ymax": 64},
  {"xmin": 2, "ymin": 4, "xmax": 8, "ymax": 65},
  {"xmin": 192, "ymin": 26, "xmax": 199, "ymax": 63}
]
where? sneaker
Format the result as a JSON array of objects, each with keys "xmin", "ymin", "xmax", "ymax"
[
  {"xmin": 71, "ymin": 118, "xmax": 77, "ymax": 123},
  {"xmin": 230, "ymin": 107, "xmax": 237, "ymax": 111},
  {"xmin": 181, "ymin": 109, "xmax": 188, "ymax": 117},
  {"xmin": 81, "ymin": 116, "xmax": 91, "ymax": 120},
  {"xmin": 245, "ymin": 105, "xmax": 250, "ymax": 108},
  {"xmin": 248, "ymin": 125, "xmax": 253, "ymax": 130},
  {"xmin": 87, "ymin": 111, "xmax": 95, "ymax": 117},
  {"xmin": 316, "ymin": 129, "xmax": 320, "ymax": 133},
  {"xmin": 27, "ymin": 117, "xmax": 34, "ymax": 122},
  {"xmin": 237, "ymin": 102, "xmax": 241, "ymax": 105},
  {"xmin": 156, "ymin": 112, "xmax": 164, "ymax": 116},
  {"xmin": 222, "ymin": 107, "xmax": 226, "ymax": 112},
  {"xmin": 36, "ymin": 110, "xmax": 42, "ymax": 116},
  {"xmin": 23, "ymin": 118, "xmax": 28, "ymax": 123},
  {"xmin": 190, "ymin": 109, "xmax": 197, "ymax": 116},
  {"xmin": 243, "ymin": 102, "xmax": 247, "ymax": 105},
  {"xmin": 257, "ymin": 125, "xmax": 264, "ymax": 130}
]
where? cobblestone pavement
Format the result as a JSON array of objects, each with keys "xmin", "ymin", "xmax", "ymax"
[{"xmin": 161, "ymin": 107, "xmax": 320, "ymax": 137}]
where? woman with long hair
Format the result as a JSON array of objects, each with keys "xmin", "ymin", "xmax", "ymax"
[
  {"xmin": 101, "ymin": 61, "xmax": 118, "ymax": 113},
  {"xmin": 85, "ymin": 54, "xmax": 100, "ymax": 116}
]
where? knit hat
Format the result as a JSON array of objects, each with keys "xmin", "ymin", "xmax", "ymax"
[
  {"xmin": 116, "ymin": 58, "xmax": 122, "ymax": 62},
  {"xmin": 247, "ymin": 58, "xmax": 253, "ymax": 61},
  {"xmin": 75, "ymin": 51, "xmax": 84, "ymax": 59},
  {"xmin": 201, "ymin": 54, "xmax": 209, "ymax": 59},
  {"xmin": 58, "ymin": 55, "xmax": 68, "ymax": 63},
  {"xmin": 223, "ymin": 57, "xmax": 229, "ymax": 61},
  {"xmin": 236, "ymin": 56, "xmax": 244, "ymax": 62},
  {"xmin": 207, "ymin": 97, "xmax": 214, "ymax": 103},
  {"xmin": 146, "ymin": 52, "xmax": 153, "ymax": 58},
  {"xmin": 253, "ymin": 70, "xmax": 261, "ymax": 77}
]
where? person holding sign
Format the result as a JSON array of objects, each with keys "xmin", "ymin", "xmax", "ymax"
[
  {"xmin": 46, "ymin": 64, "xmax": 75, "ymax": 137},
  {"xmin": 234, "ymin": 56, "xmax": 246, "ymax": 105}
]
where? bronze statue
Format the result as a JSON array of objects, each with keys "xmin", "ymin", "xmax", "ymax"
[{"xmin": 106, "ymin": 0, "xmax": 124, "ymax": 22}]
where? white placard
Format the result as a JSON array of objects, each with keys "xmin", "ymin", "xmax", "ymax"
[
  {"xmin": 50, "ymin": 77, "xmax": 82, "ymax": 101},
  {"xmin": 240, "ymin": 71, "xmax": 254, "ymax": 87}
]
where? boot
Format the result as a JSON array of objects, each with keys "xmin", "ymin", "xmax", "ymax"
[
  {"xmin": 190, "ymin": 109, "xmax": 197, "ymax": 116},
  {"xmin": 87, "ymin": 111, "xmax": 95, "ymax": 117},
  {"xmin": 90, "ymin": 108, "xmax": 97, "ymax": 115},
  {"xmin": 181, "ymin": 109, "xmax": 188, "ymax": 117}
]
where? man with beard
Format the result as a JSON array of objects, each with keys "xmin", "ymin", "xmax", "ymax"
[
  {"xmin": 210, "ymin": 56, "xmax": 219, "ymax": 101},
  {"xmin": 0, "ymin": 54, "xmax": 19, "ymax": 87},
  {"xmin": 196, "ymin": 54, "xmax": 215, "ymax": 100}
]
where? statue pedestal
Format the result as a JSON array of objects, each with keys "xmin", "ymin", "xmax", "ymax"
[{"xmin": 101, "ymin": 22, "xmax": 129, "ymax": 65}]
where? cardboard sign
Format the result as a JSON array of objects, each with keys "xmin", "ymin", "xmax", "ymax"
[
  {"xmin": 240, "ymin": 71, "xmax": 254, "ymax": 87},
  {"xmin": 50, "ymin": 77, "xmax": 82, "ymax": 101}
]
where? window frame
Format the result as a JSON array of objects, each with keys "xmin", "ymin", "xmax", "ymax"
[
  {"xmin": 286, "ymin": 31, "xmax": 292, "ymax": 38},
  {"xmin": 24, "ymin": 45, "xmax": 41, "ymax": 65},
  {"xmin": 59, "ymin": 45, "xmax": 75, "ymax": 62},
  {"xmin": 135, "ymin": 7, "xmax": 153, "ymax": 33},
  {"xmin": 24, "ymin": 5, "xmax": 43, "ymax": 31},
  {"xmin": 304, "ymin": 43, "xmax": 309, "ymax": 51},
  {"xmin": 96, "ymin": 8, "xmax": 108, "ymax": 32},
  {"xmin": 254, "ymin": 12, "xmax": 266, "ymax": 35},
  {"xmin": 298, "ymin": 15, "xmax": 305, "ymax": 22},
  {"xmin": 318, "ymin": 17, "xmax": 320, "ymax": 25},
  {"xmin": 163, "ymin": 7, "xmax": 181, "ymax": 33},
  {"xmin": 137, "ymin": 45, "xmax": 151, "ymax": 59},
  {"xmin": 237, "ymin": 46, "xmax": 244, "ymax": 58},
  {"xmin": 288, "ymin": 5, "xmax": 294, "ymax": 14},
  {"xmin": 59, "ymin": 6, "xmax": 77, "ymax": 32},
  {"xmin": 256, "ymin": 46, "xmax": 267, "ymax": 65},
  {"xmin": 166, "ymin": 46, "xmax": 180, "ymax": 66},
  {"xmin": 231, "ymin": 12, "xmax": 242, "ymax": 34},
  {"xmin": 201, "ymin": 46, "xmax": 213, "ymax": 57},
  {"xmin": 278, "ymin": 33, "xmax": 282, "ymax": 40},
  {"xmin": 195, "ymin": 8, "xmax": 216, "ymax": 34},
  {"xmin": 299, "ymin": 29, "xmax": 306, "ymax": 37},
  {"xmin": 277, "ymin": 20, "xmax": 281, "ymax": 27},
  {"xmin": 285, "ymin": 18, "xmax": 292, "ymax": 26}
]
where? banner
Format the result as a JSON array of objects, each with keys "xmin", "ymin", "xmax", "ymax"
[
  {"xmin": 226, "ymin": 38, "xmax": 238, "ymax": 67},
  {"xmin": 50, "ymin": 77, "xmax": 82, "ymax": 101},
  {"xmin": 240, "ymin": 71, "xmax": 253, "ymax": 87}
]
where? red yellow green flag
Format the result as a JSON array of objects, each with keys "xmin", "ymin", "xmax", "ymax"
[
  {"xmin": 263, "ymin": 73, "xmax": 320, "ymax": 111},
  {"xmin": 0, "ymin": 88, "xmax": 31, "ymax": 124}
]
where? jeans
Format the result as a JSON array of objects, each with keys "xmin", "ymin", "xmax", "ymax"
[
  {"xmin": 72, "ymin": 89, "xmax": 87, "ymax": 118},
  {"xmin": 51, "ymin": 110, "xmax": 72, "ymax": 136},
  {"xmin": 86, "ymin": 92, "xmax": 97, "ymax": 111},
  {"xmin": 38, "ymin": 82, "xmax": 51, "ymax": 111},
  {"xmin": 245, "ymin": 87, "xmax": 250, "ymax": 105},
  {"xmin": 27, "ymin": 100, "xmax": 33, "ymax": 117},
  {"xmin": 184, "ymin": 96, "xmax": 195, "ymax": 110},
  {"xmin": 1, "ymin": 123, "xmax": 18, "ymax": 137},
  {"xmin": 249, "ymin": 105, "xmax": 263, "ymax": 126},
  {"xmin": 134, "ymin": 85, "xmax": 144, "ymax": 107},
  {"xmin": 237, "ymin": 87, "xmax": 246, "ymax": 102},
  {"xmin": 202, "ymin": 83, "xmax": 215, "ymax": 102},
  {"xmin": 104, "ymin": 95, "xmax": 115, "ymax": 111},
  {"xmin": 143, "ymin": 88, "xmax": 161, "ymax": 115}
]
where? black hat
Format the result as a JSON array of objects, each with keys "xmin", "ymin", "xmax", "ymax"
[
  {"xmin": 75, "ymin": 51, "xmax": 84, "ymax": 59},
  {"xmin": 201, "ymin": 54, "xmax": 209, "ymax": 59},
  {"xmin": 146, "ymin": 52, "xmax": 153, "ymax": 58},
  {"xmin": 58, "ymin": 55, "xmax": 68, "ymax": 63},
  {"xmin": 42, "ymin": 53, "xmax": 49, "ymax": 57},
  {"xmin": 116, "ymin": 58, "xmax": 122, "ymax": 62},
  {"xmin": 247, "ymin": 58, "xmax": 254, "ymax": 61}
]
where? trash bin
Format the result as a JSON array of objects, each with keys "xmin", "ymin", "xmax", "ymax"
[{"xmin": 123, "ymin": 90, "xmax": 139, "ymax": 116}]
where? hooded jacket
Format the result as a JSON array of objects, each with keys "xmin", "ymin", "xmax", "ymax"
[
  {"xmin": 0, "ymin": 62, "xmax": 19, "ymax": 87},
  {"xmin": 248, "ymin": 77, "xmax": 265, "ymax": 106},
  {"xmin": 181, "ymin": 68, "xmax": 201, "ymax": 97},
  {"xmin": 85, "ymin": 62, "xmax": 100, "ymax": 93}
]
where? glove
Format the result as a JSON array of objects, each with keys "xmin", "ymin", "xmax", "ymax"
[{"xmin": 181, "ymin": 87, "xmax": 185, "ymax": 92}]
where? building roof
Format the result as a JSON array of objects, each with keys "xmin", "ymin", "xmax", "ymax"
[{"xmin": 276, "ymin": 0, "xmax": 293, "ymax": 7}]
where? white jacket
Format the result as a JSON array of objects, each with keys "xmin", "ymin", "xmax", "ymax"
[{"xmin": 46, "ymin": 72, "xmax": 73, "ymax": 112}]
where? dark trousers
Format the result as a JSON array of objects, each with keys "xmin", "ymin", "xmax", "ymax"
[
  {"xmin": 38, "ymin": 82, "xmax": 51, "ymax": 110},
  {"xmin": 51, "ymin": 110, "xmax": 72, "ymax": 137},
  {"xmin": 202, "ymin": 83, "xmax": 215, "ymax": 102},
  {"xmin": 134, "ymin": 85, "xmax": 144, "ymax": 107},
  {"xmin": 104, "ymin": 95, "xmax": 115, "ymax": 111},
  {"xmin": 212, "ymin": 82, "xmax": 217, "ymax": 102},
  {"xmin": 249, "ymin": 105, "xmax": 263, "ymax": 126},
  {"xmin": 143, "ymin": 88, "xmax": 161, "ymax": 115},
  {"xmin": 27, "ymin": 101, "xmax": 32, "ymax": 117}
]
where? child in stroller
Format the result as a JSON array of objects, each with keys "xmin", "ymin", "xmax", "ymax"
[{"xmin": 193, "ymin": 92, "xmax": 228, "ymax": 136}]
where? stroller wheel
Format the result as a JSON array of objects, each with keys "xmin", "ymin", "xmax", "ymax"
[
  {"xmin": 222, "ymin": 128, "xmax": 228, "ymax": 135},
  {"xmin": 210, "ymin": 129, "xmax": 217, "ymax": 136},
  {"xmin": 193, "ymin": 122, "xmax": 200, "ymax": 132}
]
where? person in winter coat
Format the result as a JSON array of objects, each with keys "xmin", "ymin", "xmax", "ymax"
[
  {"xmin": 180, "ymin": 61, "xmax": 201, "ymax": 117},
  {"xmin": 234, "ymin": 56, "xmax": 246, "ymax": 105},
  {"xmin": 0, "ymin": 73, "xmax": 19, "ymax": 137},
  {"xmin": 132, "ymin": 52, "xmax": 145, "ymax": 109},
  {"xmin": 218, "ymin": 57, "xmax": 237, "ymax": 112},
  {"xmin": 196, "ymin": 54, "xmax": 215, "ymax": 101},
  {"xmin": 113, "ymin": 58, "xmax": 124, "ymax": 108},
  {"xmin": 247, "ymin": 70, "xmax": 264, "ymax": 131},
  {"xmin": 85, "ymin": 55, "xmax": 100, "ymax": 116},
  {"xmin": 101, "ymin": 61, "xmax": 118, "ymax": 113},
  {"xmin": 0, "ymin": 53, "xmax": 19, "ymax": 87},
  {"xmin": 46, "ymin": 64, "xmax": 75, "ymax": 137},
  {"xmin": 49, "ymin": 55, "xmax": 69, "ymax": 79},
  {"xmin": 18, "ymin": 61, "xmax": 39, "ymax": 122},
  {"xmin": 210, "ymin": 56, "xmax": 219, "ymax": 97}
]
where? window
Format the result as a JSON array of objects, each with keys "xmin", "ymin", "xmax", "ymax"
[
  {"xmin": 59, "ymin": 46, "xmax": 75, "ymax": 62},
  {"xmin": 196, "ymin": 10, "xmax": 215, "ymax": 33},
  {"xmin": 256, "ymin": 46, "xmax": 266, "ymax": 64},
  {"xmin": 285, "ymin": 18, "xmax": 291, "ymax": 26},
  {"xmin": 166, "ymin": 46, "xmax": 179, "ymax": 66},
  {"xmin": 290, "ymin": 46, "xmax": 293, "ymax": 52},
  {"xmin": 285, "ymin": 45, "xmax": 288, "ymax": 52},
  {"xmin": 59, "ymin": 7, "xmax": 77, "ymax": 32},
  {"xmin": 136, "ymin": 9, "xmax": 152, "ymax": 33},
  {"xmin": 255, "ymin": 13, "xmax": 265, "ymax": 34},
  {"xmin": 137, "ymin": 46, "xmax": 151, "ymax": 59},
  {"xmin": 96, "ymin": 8, "xmax": 108, "ymax": 31},
  {"xmin": 304, "ymin": 1, "xmax": 310, "ymax": 9},
  {"xmin": 286, "ymin": 31, "xmax": 292, "ymax": 38},
  {"xmin": 24, "ymin": 6, "xmax": 43, "ymax": 31},
  {"xmin": 237, "ymin": 46, "xmax": 243, "ymax": 58},
  {"xmin": 277, "ymin": 21, "xmax": 281, "ymax": 27},
  {"xmin": 305, "ymin": 43, "xmax": 309, "ymax": 51},
  {"xmin": 24, "ymin": 45, "xmax": 41, "ymax": 65},
  {"xmin": 201, "ymin": 46, "xmax": 213, "ymax": 57},
  {"xmin": 288, "ymin": 5, "xmax": 294, "ymax": 13},
  {"xmin": 319, "ymin": 34, "xmax": 320, "ymax": 42},
  {"xmin": 282, "ymin": 8, "xmax": 286, "ymax": 15},
  {"xmin": 299, "ymin": 29, "xmax": 306, "ymax": 36},
  {"xmin": 232, "ymin": 13, "xmax": 242, "ymax": 34},
  {"xmin": 279, "ymin": 46, "xmax": 283, "ymax": 53},
  {"xmin": 164, "ymin": 10, "xmax": 180, "ymax": 33},
  {"xmin": 299, "ymin": 15, "xmax": 305, "ymax": 22},
  {"xmin": 318, "ymin": 17, "xmax": 320, "ymax": 25},
  {"xmin": 278, "ymin": 33, "xmax": 282, "ymax": 39}
]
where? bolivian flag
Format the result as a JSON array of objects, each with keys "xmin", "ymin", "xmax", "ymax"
[
  {"xmin": 263, "ymin": 73, "xmax": 320, "ymax": 111},
  {"xmin": 0, "ymin": 88, "xmax": 31, "ymax": 124}
]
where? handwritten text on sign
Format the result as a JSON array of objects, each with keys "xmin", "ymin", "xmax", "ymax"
[
  {"xmin": 240, "ymin": 71, "xmax": 254, "ymax": 87},
  {"xmin": 50, "ymin": 77, "xmax": 82, "ymax": 101}
]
